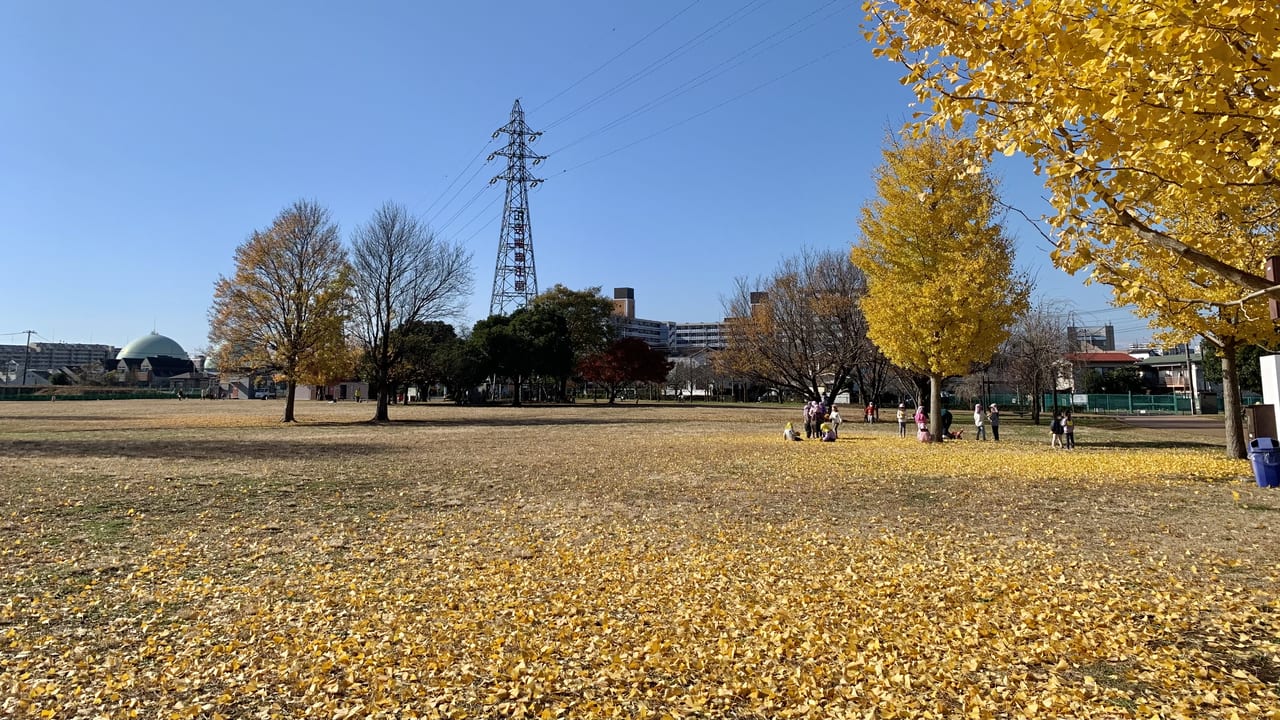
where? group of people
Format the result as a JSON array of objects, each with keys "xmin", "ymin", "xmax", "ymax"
[
  {"xmin": 896, "ymin": 402, "xmax": 1001, "ymax": 442},
  {"xmin": 784, "ymin": 399, "xmax": 1082, "ymax": 447},
  {"xmin": 1050, "ymin": 410, "xmax": 1076, "ymax": 448},
  {"xmin": 973, "ymin": 403, "xmax": 1000, "ymax": 441},
  {"xmin": 784, "ymin": 400, "xmax": 844, "ymax": 441}
]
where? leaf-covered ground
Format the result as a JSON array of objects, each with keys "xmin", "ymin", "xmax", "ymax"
[{"xmin": 1, "ymin": 401, "xmax": 1276, "ymax": 718}]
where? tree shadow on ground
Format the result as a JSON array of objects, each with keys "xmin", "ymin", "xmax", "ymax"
[
  {"xmin": 301, "ymin": 416, "xmax": 676, "ymax": 429},
  {"xmin": 1078, "ymin": 439, "xmax": 1225, "ymax": 451},
  {"xmin": 0, "ymin": 439, "xmax": 379, "ymax": 461}
]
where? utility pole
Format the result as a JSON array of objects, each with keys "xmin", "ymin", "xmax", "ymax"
[
  {"xmin": 1185, "ymin": 342, "xmax": 1197, "ymax": 415},
  {"xmin": 21, "ymin": 330, "xmax": 34, "ymax": 386},
  {"xmin": 488, "ymin": 99, "xmax": 546, "ymax": 316}
]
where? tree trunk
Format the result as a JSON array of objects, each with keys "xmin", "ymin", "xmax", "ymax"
[
  {"xmin": 929, "ymin": 373, "xmax": 943, "ymax": 442},
  {"xmin": 1220, "ymin": 338, "xmax": 1246, "ymax": 460},
  {"xmin": 911, "ymin": 375, "xmax": 929, "ymax": 409},
  {"xmin": 1031, "ymin": 372, "xmax": 1042, "ymax": 425},
  {"xmin": 374, "ymin": 390, "xmax": 390, "ymax": 423},
  {"xmin": 512, "ymin": 375, "xmax": 523, "ymax": 407},
  {"xmin": 282, "ymin": 379, "xmax": 297, "ymax": 423}
]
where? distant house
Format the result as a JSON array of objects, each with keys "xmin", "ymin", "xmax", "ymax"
[
  {"xmin": 1062, "ymin": 351, "xmax": 1140, "ymax": 391},
  {"xmin": 1137, "ymin": 350, "xmax": 1213, "ymax": 411}
]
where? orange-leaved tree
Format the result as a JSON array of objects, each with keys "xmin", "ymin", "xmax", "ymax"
[
  {"xmin": 852, "ymin": 133, "xmax": 1029, "ymax": 440},
  {"xmin": 209, "ymin": 199, "xmax": 350, "ymax": 422}
]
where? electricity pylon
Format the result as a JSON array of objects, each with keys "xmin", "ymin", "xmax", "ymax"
[{"xmin": 488, "ymin": 99, "xmax": 546, "ymax": 316}]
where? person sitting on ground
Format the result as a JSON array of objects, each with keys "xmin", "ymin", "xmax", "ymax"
[
  {"xmin": 940, "ymin": 406, "xmax": 954, "ymax": 440},
  {"xmin": 819, "ymin": 420, "xmax": 836, "ymax": 441},
  {"xmin": 783, "ymin": 421, "xmax": 802, "ymax": 441}
]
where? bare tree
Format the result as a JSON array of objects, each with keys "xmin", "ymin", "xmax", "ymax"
[
  {"xmin": 995, "ymin": 300, "xmax": 1070, "ymax": 424},
  {"xmin": 718, "ymin": 249, "xmax": 874, "ymax": 404},
  {"xmin": 350, "ymin": 202, "xmax": 473, "ymax": 423},
  {"xmin": 209, "ymin": 199, "xmax": 350, "ymax": 423}
]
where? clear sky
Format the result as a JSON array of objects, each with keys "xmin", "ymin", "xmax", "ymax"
[{"xmin": 0, "ymin": 1, "xmax": 1148, "ymax": 356}]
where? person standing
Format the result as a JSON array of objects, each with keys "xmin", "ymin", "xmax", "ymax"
[
  {"xmin": 803, "ymin": 401, "xmax": 816, "ymax": 439},
  {"xmin": 830, "ymin": 406, "xmax": 843, "ymax": 438},
  {"xmin": 1064, "ymin": 411, "xmax": 1076, "ymax": 449},
  {"xmin": 1050, "ymin": 411, "xmax": 1065, "ymax": 448},
  {"xmin": 896, "ymin": 403, "xmax": 907, "ymax": 437},
  {"xmin": 988, "ymin": 404, "xmax": 1000, "ymax": 441},
  {"xmin": 973, "ymin": 403, "xmax": 986, "ymax": 440}
]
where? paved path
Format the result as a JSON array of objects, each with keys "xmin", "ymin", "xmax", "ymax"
[{"xmin": 1115, "ymin": 414, "xmax": 1226, "ymax": 439}]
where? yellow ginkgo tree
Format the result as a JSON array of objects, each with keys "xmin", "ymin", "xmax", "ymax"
[
  {"xmin": 852, "ymin": 133, "xmax": 1029, "ymax": 440},
  {"xmin": 1089, "ymin": 188, "xmax": 1280, "ymax": 458},
  {"xmin": 862, "ymin": 0, "xmax": 1280, "ymax": 301}
]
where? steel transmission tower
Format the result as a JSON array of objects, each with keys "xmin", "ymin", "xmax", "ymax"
[{"xmin": 488, "ymin": 99, "xmax": 547, "ymax": 316}]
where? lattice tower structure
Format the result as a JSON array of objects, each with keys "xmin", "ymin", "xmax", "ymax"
[{"xmin": 488, "ymin": 99, "xmax": 547, "ymax": 316}]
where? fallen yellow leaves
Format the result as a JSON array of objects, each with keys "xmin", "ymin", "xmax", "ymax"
[
  {"xmin": 5, "ymin": 524, "xmax": 1276, "ymax": 717},
  {"xmin": 0, "ymin": 405, "xmax": 1275, "ymax": 718}
]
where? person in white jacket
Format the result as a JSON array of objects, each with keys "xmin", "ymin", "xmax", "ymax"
[{"xmin": 973, "ymin": 403, "xmax": 987, "ymax": 440}]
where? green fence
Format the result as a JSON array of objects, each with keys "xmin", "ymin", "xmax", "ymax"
[
  {"xmin": 0, "ymin": 388, "xmax": 179, "ymax": 401},
  {"xmin": 952, "ymin": 392, "xmax": 1194, "ymax": 415}
]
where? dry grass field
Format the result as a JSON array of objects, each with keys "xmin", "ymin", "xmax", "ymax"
[{"xmin": 1, "ymin": 400, "xmax": 1277, "ymax": 719}]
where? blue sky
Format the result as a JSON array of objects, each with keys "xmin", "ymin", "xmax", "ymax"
[{"xmin": 1, "ymin": 1, "xmax": 1146, "ymax": 356}]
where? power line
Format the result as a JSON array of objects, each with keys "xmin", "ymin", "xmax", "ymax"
[
  {"xmin": 459, "ymin": 211, "xmax": 501, "ymax": 248},
  {"xmin": 545, "ymin": 0, "xmax": 848, "ymax": 158},
  {"xmin": 430, "ymin": 1, "xmax": 840, "ymax": 248},
  {"xmin": 449, "ymin": 194, "xmax": 503, "ymax": 242},
  {"xmin": 530, "ymin": 0, "xmax": 705, "ymax": 115},
  {"xmin": 542, "ymin": 0, "xmax": 777, "ymax": 132},
  {"xmin": 435, "ymin": 183, "xmax": 492, "ymax": 235},
  {"xmin": 419, "ymin": 138, "xmax": 498, "ymax": 221},
  {"xmin": 425, "ymin": 152, "xmax": 496, "ymax": 230},
  {"xmin": 554, "ymin": 41, "xmax": 856, "ymax": 177}
]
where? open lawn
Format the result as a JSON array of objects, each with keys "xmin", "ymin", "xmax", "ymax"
[{"xmin": 1, "ymin": 400, "xmax": 1277, "ymax": 718}]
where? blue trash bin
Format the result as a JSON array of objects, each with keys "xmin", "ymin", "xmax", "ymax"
[{"xmin": 1247, "ymin": 437, "xmax": 1280, "ymax": 488}]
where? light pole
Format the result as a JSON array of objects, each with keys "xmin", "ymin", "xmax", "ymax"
[{"xmin": 21, "ymin": 330, "xmax": 34, "ymax": 386}]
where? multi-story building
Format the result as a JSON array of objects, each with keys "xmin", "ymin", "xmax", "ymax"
[
  {"xmin": 611, "ymin": 287, "xmax": 725, "ymax": 356},
  {"xmin": 0, "ymin": 342, "xmax": 118, "ymax": 381},
  {"xmin": 1067, "ymin": 325, "xmax": 1116, "ymax": 352},
  {"xmin": 670, "ymin": 322, "xmax": 726, "ymax": 352}
]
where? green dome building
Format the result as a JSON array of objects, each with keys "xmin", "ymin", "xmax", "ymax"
[
  {"xmin": 109, "ymin": 332, "xmax": 194, "ymax": 386},
  {"xmin": 117, "ymin": 332, "xmax": 188, "ymax": 361}
]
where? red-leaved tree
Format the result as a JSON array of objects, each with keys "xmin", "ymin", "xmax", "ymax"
[{"xmin": 577, "ymin": 338, "xmax": 673, "ymax": 404}]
